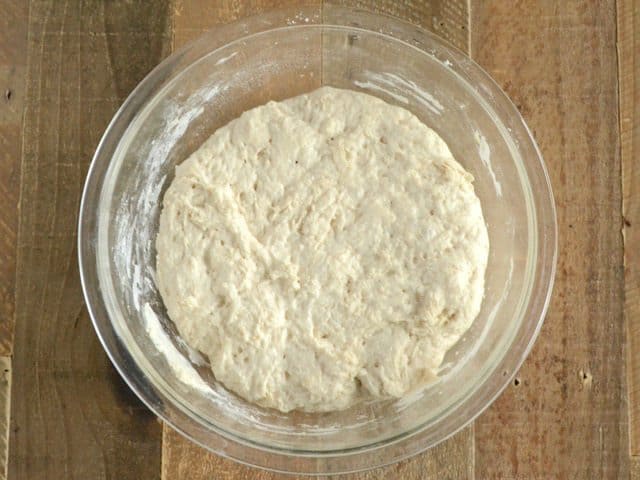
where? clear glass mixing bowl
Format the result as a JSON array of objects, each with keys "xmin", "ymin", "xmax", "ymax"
[{"xmin": 78, "ymin": 5, "xmax": 557, "ymax": 475}]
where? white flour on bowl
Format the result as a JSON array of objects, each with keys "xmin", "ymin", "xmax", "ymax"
[{"xmin": 156, "ymin": 87, "xmax": 489, "ymax": 412}]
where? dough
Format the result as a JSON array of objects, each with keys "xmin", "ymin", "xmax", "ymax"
[{"xmin": 156, "ymin": 87, "xmax": 489, "ymax": 412}]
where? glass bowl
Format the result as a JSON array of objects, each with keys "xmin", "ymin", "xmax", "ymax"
[{"xmin": 78, "ymin": 5, "xmax": 557, "ymax": 475}]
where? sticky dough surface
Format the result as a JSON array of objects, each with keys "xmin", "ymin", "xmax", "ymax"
[{"xmin": 156, "ymin": 87, "xmax": 489, "ymax": 412}]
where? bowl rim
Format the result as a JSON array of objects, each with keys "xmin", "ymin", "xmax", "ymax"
[{"xmin": 78, "ymin": 4, "xmax": 557, "ymax": 475}]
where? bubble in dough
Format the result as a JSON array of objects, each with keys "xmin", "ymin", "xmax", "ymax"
[{"xmin": 156, "ymin": 87, "xmax": 489, "ymax": 413}]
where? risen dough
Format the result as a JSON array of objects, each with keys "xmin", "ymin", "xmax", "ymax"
[{"xmin": 156, "ymin": 87, "xmax": 489, "ymax": 412}]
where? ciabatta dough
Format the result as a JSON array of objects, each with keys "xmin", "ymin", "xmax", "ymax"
[{"xmin": 156, "ymin": 87, "xmax": 489, "ymax": 412}]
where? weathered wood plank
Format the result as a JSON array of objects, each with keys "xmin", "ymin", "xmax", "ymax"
[
  {"xmin": 0, "ymin": 2, "xmax": 27, "ymax": 479},
  {"xmin": 172, "ymin": 0, "xmax": 320, "ymax": 46},
  {"xmin": 0, "ymin": 357, "xmax": 10, "ymax": 480},
  {"xmin": 163, "ymin": 425, "xmax": 473, "ymax": 480},
  {"xmin": 329, "ymin": 0, "xmax": 468, "ymax": 52},
  {"xmin": 165, "ymin": 6, "xmax": 319, "ymax": 479},
  {"xmin": 0, "ymin": 0, "xmax": 28, "ymax": 356},
  {"xmin": 9, "ymin": 1, "xmax": 173, "ymax": 478},
  {"xmin": 471, "ymin": 1, "xmax": 627, "ymax": 478},
  {"xmin": 619, "ymin": 0, "xmax": 640, "ymax": 459},
  {"xmin": 162, "ymin": 1, "xmax": 472, "ymax": 479},
  {"xmin": 632, "ymin": 456, "xmax": 640, "ymax": 480}
]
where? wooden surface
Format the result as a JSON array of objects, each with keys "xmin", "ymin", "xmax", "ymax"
[
  {"xmin": 0, "ymin": 2, "xmax": 27, "ymax": 479},
  {"xmin": 329, "ymin": 0, "xmax": 468, "ymax": 52},
  {"xmin": 8, "ymin": 2, "xmax": 172, "ymax": 479},
  {"xmin": 165, "ymin": 2, "xmax": 474, "ymax": 479},
  {"xmin": 0, "ymin": 0, "xmax": 27, "ymax": 358},
  {"xmin": 472, "ymin": 1, "xmax": 628, "ymax": 477},
  {"xmin": 2, "ymin": 0, "xmax": 635, "ymax": 479},
  {"xmin": 620, "ymin": 0, "xmax": 640, "ymax": 458}
]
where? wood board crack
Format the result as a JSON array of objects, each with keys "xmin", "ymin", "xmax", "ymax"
[{"xmin": 618, "ymin": 0, "xmax": 640, "ymax": 459}]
